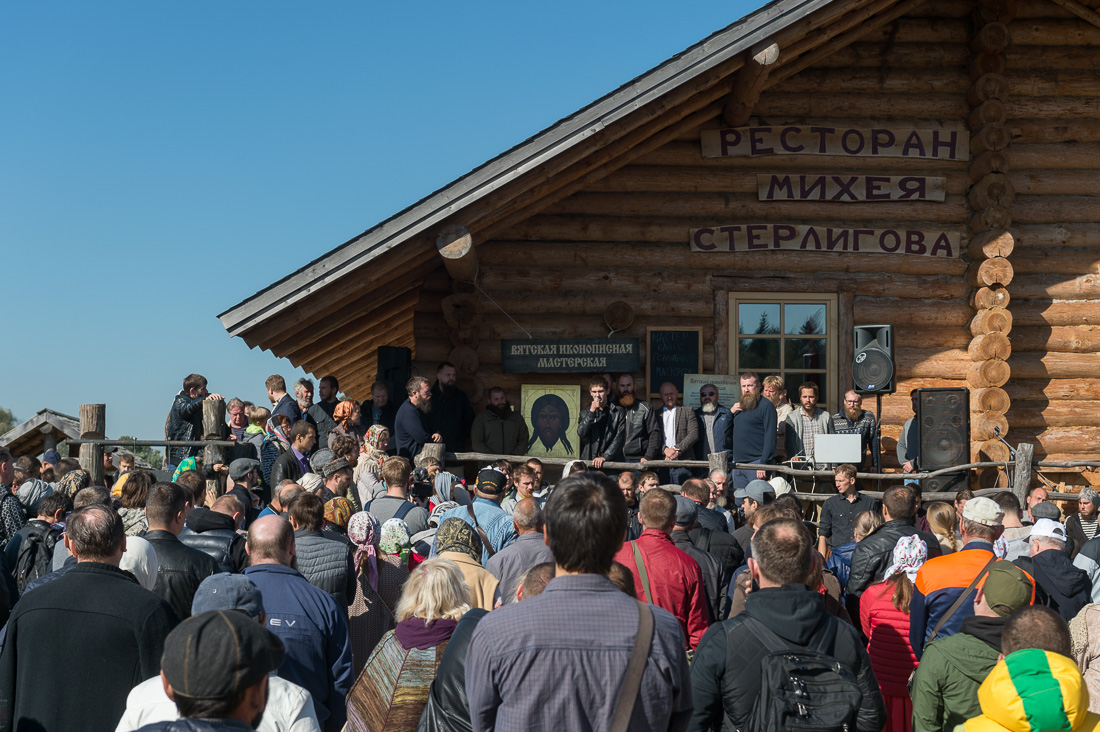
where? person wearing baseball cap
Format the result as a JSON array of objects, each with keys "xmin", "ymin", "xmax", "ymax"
[
  {"xmin": 911, "ymin": 559, "xmax": 1035, "ymax": 731},
  {"xmin": 1017, "ymin": 518, "xmax": 1091, "ymax": 622},
  {"xmin": 431, "ymin": 467, "xmax": 516, "ymax": 564},
  {"xmin": 910, "ymin": 495, "xmax": 1007, "ymax": 659},
  {"xmin": 115, "ymin": 574, "xmax": 320, "ymax": 732},
  {"xmin": 731, "ymin": 478, "xmax": 776, "ymax": 553},
  {"xmin": 224, "ymin": 458, "xmax": 265, "ymax": 528}
]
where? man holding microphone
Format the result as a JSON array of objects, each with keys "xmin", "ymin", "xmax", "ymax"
[{"xmin": 577, "ymin": 376, "xmax": 625, "ymax": 469}]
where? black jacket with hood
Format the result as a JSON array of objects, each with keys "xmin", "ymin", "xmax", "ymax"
[
  {"xmin": 847, "ymin": 517, "xmax": 942, "ymax": 597},
  {"xmin": 180, "ymin": 507, "xmax": 248, "ymax": 573},
  {"xmin": 688, "ymin": 584, "xmax": 886, "ymax": 732}
]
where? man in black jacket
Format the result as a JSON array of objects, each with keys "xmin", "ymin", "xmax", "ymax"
[
  {"xmin": 270, "ymin": 421, "xmax": 317, "ymax": 488},
  {"xmin": 847, "ymin": 483, "xmax": 941, "ymax": 597},
  {"xmin": 672, "ymin": 496, "xmax": 723, "ymax": 622},
  {"xmin": 615, "ymin": 374, "xmax": 661, "ymax": 463},
  {"xmin": 166, "ymin": 373, "xmax": 223, "ymax": 469},
  {"xmin": 1015, "ymin": 518, "xmax": 1091, "ymax": 621},
  {"xmin": 577, "ymin": 376, "xmax": 625, "ymax": 469},
  {"xmin": 145, "ymin": 482, "xmax": 221, "ymax": 621},
  {"xmin": 688, "ymin": 517, "xmax": 886, "ymax": 732},
  {"xmin": 430, "ymin": 362, "xmax": 475, "ymax": 452},
  {"xmin": 0, "ymin": 505, "xmax": 178, "ymax": 732},
  {"xmin": 181, "ymin": 494, "xmax": 248, "ymax": 573},
  {"xmin": 395, "ymin": 376, "xmax": 442, "ymax": 458}
]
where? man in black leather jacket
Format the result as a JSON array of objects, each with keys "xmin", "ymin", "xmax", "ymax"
[
  {"xmin": 846, "ymin": 483, "xmax": 941, "ymax": 598},
  {"xmin": 145, "ymin": 482, "xmax": 221, "ymax": 621},
  {"xmin": 576, "ymin": 376, "xmax": 625, "ymax": 469},
  {"xmin": 688, "ymin": 517, "xmax": 886, "ymax": 732},
  {"xmin": 615, "ymin": 374, "xmax": 661, "ymax": 463},
  {"xmin": 180, "ymin": 494, "xmax": 248, "ymax": 573},
  {"xmin": 166, "ymin": 374, "xmax": 223, "ymax": 468}
]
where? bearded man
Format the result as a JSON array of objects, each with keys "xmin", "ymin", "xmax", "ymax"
[
  {"xmin": 730, "ymin": 371, "xmax": 777, "ymax": 491},
  {"xmin": 615, "ymin": 374, "xmax": 661, "ymax": 464},
  {"xmin": 472, "ymin": 387, "xmax": 530, "ymax": 457},
  {"xmin": 831, "ymin": 390, "xmax": 877, "ymax": 471},
  {"xmin": 694, "ymin": 383, "xmax": 733, "ymax": 468},
  {"xmin": 395, "ymin": 376, "xmax": 442, "ymax": 458},
  {"xmin": 429, "ymin": 361, "xmax": 475, "ymax": 452}
]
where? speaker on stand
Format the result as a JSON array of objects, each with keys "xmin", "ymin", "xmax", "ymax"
[
  {"xmin": 853, "ymin": 325, "xmax": 896, "ymax": 489},
  {"xmin": 915, "ymin": 387, "xmax": 970, "ymax": 493}
]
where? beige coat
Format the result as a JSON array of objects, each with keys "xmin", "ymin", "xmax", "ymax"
[{"xmin": 438, "ymin": 550, "xmax": 500, "ymax": 611}]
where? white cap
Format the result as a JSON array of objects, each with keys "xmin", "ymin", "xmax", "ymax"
[{"xmin": 1030, "ymin": 518, "xmax": 1067, "ymax": 542}]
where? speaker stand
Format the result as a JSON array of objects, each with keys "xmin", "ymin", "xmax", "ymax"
[{"xmin": 874, "ymin": 393, "xmax": 883, "ymax": 494}]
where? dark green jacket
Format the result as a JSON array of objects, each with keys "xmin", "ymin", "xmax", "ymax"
[{"xmin": 911, "ymin": 616, "xmax": 1005, "ymax": 732}]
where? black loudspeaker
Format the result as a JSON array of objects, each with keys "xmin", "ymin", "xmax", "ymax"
[
  {"xmin": 376, "ymin": 346, "xmax": 412, "ymax": 402},
  {"xmin": 916, "ymin": 387, "xmax": 970, "ymax": 492},
  {"xmin": 853, "ymin": 324, "xmax": 896, "ymax": 394}
]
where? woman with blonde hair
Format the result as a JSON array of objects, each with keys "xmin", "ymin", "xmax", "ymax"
[
  {"xmin": 347, "ymin": 557, "xmax": 471, "ymax": 731},
  {"xmin": 925, "ymin": 501, "xmax": 962, "ymax": 554}
]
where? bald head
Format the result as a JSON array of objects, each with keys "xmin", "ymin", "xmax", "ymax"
[
  {"xmin": 512, "ymin": 499, "xmax": 544, "ymax": 534},
  {"xmin": 246, "ymin": 516, "xmax": 295, "ymax": 566}
]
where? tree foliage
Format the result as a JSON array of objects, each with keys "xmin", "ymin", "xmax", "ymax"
[{"xmin": 0, "ymin": 406, "xmax": 17, "ymax": 437}]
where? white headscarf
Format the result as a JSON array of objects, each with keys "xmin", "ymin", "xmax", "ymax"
[{"xmin": 120, "ymin": 535, "xmax": 159, "ymax": 591}]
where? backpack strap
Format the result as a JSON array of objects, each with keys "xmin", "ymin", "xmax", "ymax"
[
  {"xmin": 631, "ymin": 541, "xmax": 653, "ymax": 604},
  {"xmin": 609, "ymin": 601, "xmax": 654, "ymax": 732},
  {"xmin": 393, "ymin": 500, "xmax": 415, "ymax": 522},
  {"xmin": 926, "ymin": 553, "xmax": 998, "ymax": 645},
  {"xmin": 466, "ymin": 503, "xmax": 497, "ymax": 558},
  {"xmin": 741, "ymin": 615, "xmax": 789, "ymax": 655}
]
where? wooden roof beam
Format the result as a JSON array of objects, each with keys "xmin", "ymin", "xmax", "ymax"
[
  {"xmin": 437, "ymin": 224, "xmax": 478, "ymax": 283},
  {"xmin": 722, "ymin": 40, "xmax": 780, "ymax": 128},
  {"xmin": 1047, "ymin": 0, "xmax": 1100, "ymax": 30}
]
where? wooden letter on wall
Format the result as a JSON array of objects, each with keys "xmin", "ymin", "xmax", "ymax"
[
  {"xmin": 701, "ymin": 125, "xmax": 970, "ymax": 161},
  {"xmin": 690, "ymin": 224, "xmax": 961, "ymax": 258},
  {"xmin": 757, "ymin": 174, "xmax": 946, "ymax": 202}
]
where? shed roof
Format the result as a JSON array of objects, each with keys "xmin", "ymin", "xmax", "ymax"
[
  {"xmin": 219, "ymin": 0, "xmax": 928, "ymax": 395},
  {"xmin": 0, "ymin": 409, "xmax": 80, "ymax": 458}
]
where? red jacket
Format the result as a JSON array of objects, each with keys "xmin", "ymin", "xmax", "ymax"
[
  {"xmin": 614, "ymin": 528, "xmax": 708, "ymax": 649},
  {"xmin": 859, "ymin": 580, "xmax": 917, "ymax": 697}
]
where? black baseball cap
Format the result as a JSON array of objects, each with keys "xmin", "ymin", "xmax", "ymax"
[{"xmin": 161, "ymin": 610, "xmax": 284, "ymax": 700}]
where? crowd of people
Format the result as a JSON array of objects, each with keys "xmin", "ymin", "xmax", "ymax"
[{"xmin": 1, "ymin": 367, "xmax": 1100, "ymax": 731}]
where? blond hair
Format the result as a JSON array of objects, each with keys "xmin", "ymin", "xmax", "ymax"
[
  {"xmin": 394, "ymin": 557, "xmax": 471, "ymax": 623},
  {"xmin": 852, "ymin": 510, "xmax": 884, "ymax": 541},
  {"xmin": 926, "ymin": 501, "xmax": 962, "ymax": 552}
]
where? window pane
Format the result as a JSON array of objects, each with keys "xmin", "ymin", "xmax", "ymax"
[
  {"xmin": 785, "ymin": 373, "xmax": 827, "ymax": 406},
  {"xmin": 784, "ymin": 304, "xmax": 827, "ymax": 335},
  {"xmin": 784, "ymin": 338, "xmax": 827, "ymax": 370},
  {"xmin": 738, "ymin": 303, "xmax": 781, "ymax": 335},
  {"xmin": 739, "ymin": 338, "xmax": 780, "ymax": 369}
]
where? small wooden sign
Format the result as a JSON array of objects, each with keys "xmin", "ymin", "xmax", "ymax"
[
  {"xmin": 701, "ymin": 125, "xmax": 969, "ymax": 161},
  {"xmin": 758, "ymin": 174, "xmax": 946, "ymax": 202},
  {"xmin": 647, "ymin": 327, "xmax": 703, "ymax": 399},
  {"xmin": 690, "ymin": 223, "xmax": 961, "ymax": 258},
  {"xmin": 501, "ymin": 338, "xmax": 640, "ymax": 373}
]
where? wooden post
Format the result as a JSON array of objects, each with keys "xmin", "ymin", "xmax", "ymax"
[
  {"xmin": 417, "ymin": 442, "xmax": 446, "ymax": 467},
  {"xmin": 1012, "ymin": 442, "xmax": 1035, "ymax": 505},
  {"xmin": 78, "ymin": 404, "xmax": 106, "ymax": 486},
  {"xmin": 708, "ymin": 451, "xmax": 729, "ymax": 477},
  {"xmin": 722, "ymin": 40, "xmax": 780, "ymax": 127},
  {"xmin": 436, "ymin": 225, "xmax": 479, "ymax": 283},
  {"xmin": 201, "ymin": 400, "xmax": 227, "ymax": 505}
]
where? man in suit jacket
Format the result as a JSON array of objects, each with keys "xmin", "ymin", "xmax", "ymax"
[
  {"xmin": 694, "ymin": 382, "xmax": 733, "ymax": 467},
  {"xmin": 658, "ymin": 382, "xmax": 698, "ymax": 485}
]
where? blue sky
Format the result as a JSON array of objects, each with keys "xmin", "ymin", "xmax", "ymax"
[{"xmin": 1, "ymin": 1, "xmax": 753, "ymax": 446}]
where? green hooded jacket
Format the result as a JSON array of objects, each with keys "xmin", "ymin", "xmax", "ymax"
[{"xmin": 912, "ymin": 619, "xmax": 1004, "ymax": 732}]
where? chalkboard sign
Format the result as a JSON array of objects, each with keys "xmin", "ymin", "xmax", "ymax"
[{"xmin": 647, "ymin": 327, "xmax": 703, "ymax": 398}]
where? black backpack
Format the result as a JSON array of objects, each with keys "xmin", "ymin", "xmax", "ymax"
[
  {"xmin": 740, "ymin": 616, "xmax": 864, "ymax": 732},
  {"xmin": 14, "ymin": 524, "xmax": 61, "ymax": 595}
]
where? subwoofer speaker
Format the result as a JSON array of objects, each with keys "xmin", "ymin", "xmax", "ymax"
[
  {"xmin": 916, "ymin": 387, "xmax": 970, "ymax": 492},
  {"xmin": 853, "ymin": 324, "xmax": 895, "ymax": 394},
  {"xmin": 376, "ymin": 346, "xmax": 412, "ymax": 403}
]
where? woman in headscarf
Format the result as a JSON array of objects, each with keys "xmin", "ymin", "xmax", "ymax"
[
  {"xmin": 260, "ymin": 414, "xmax": 292, "ymax": 486},
  {"xmin": 859, "ymin": 534, "xmax": 929, "ymax": 732},
  {"xmin": 347, "ymin": 512, "xmax": 411, "ymax": 676},
  {"xmin": 328, "ymin": 400, "xmax": 365, "ymax": 450},
  {"xmin": 434, "ymin": 517, "xmax": 499, "ymax": 611},
  {"xmin": 354, "ymin": 425, "xmax": 391, "ymax": 504},
  {"xmin": 410, "ymin": 501, "xmax": 458, "ymax": 556},
  {"xmin": 119, "ymin": 534, "xmax": 159, "ymax": 591},
  {"xmin": 323, "ymin": 497, "xmax": 354, "ymax": 544},
  {"xmin": 347, "ymin": 558, "xmax": 469, "ymax": 731},
  {"xmin": 380, "ymin": 518, "xmax": 421, "ymax": 570},
  {"xmin": 55, "ymin": 468, "xmax": 90, "ymax": 499}
]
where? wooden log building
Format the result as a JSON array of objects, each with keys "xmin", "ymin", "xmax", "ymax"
[{"xmin": 219, "ymin": 0, "xmax": 1100, "ymax": 489}]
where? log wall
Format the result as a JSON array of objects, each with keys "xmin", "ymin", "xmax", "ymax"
[{"xmin": 409, "ymin": 0, "xmax": 1099, "ymax": 482}]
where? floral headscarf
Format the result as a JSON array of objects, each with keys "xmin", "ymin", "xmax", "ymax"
[
  {"xmin": 994, "ymin": 535, "xmax": 1009, "ymax": 559},
  {"xmin": 56, "ymin": 469, "xmax": 90, "ymax": 498},
  {"xmin": 883, "ymin": 534, "xmax": 928, "ymax": 582},
  {"xmin": 265, "ymin": 416, "xmax": 291, "ymax": 448},
  {"xmin": 334, "ymin": 400, "xmax": 359, "ymax": 432},
  {"xmin": 361, "ymin": 425, "xmax": 389, "ymax": 468},
  {"xmin": 380, "ymin": 518, "xmax": 412, "ymax": 565},
  {"xmin": 325, "ymin": 497, "xmax": 354, "ymax": 530},
  {"xmin": 171, "ymin": 457, "xmax": 198, "ymax": 483},
  {"xmin": 435, "ymin": 517, "xmax": 483, "ymax": 564},
  {"xmin": 348, "ymin": 512, "xmax": 381, "ymax": 589}
]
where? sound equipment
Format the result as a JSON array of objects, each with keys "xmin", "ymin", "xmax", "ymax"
[
  {"xmin": 915, "ymin": 387, "xmax": 970, "ymax": 492},
  {"xmin": 853, "ymin": 324, "xmax": 895, "ymax": 394},
  {"xmin": 376, "ymin": 346, "xmax": 412, "ymax": 403}
]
